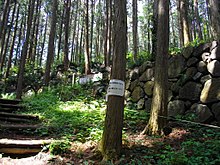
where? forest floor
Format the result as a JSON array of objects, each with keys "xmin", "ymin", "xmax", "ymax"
[
  {"xmin": 1, "ymin": 122, "xmax": 220, "ymax": 165},
  {"xmin": 0, "ymin": 86, "xmax": 220, "ymax": 164}
]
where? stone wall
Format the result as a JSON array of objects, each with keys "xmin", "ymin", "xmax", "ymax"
[{"xmin": 125, "ymin": 41, "xmax": 220, "ymax": 125}]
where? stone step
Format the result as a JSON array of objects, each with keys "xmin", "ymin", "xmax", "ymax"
[
  {"xmin": 0, "ymin": 103, "xmax": 24, "ymax": 109},
  {"xmin": 0, "ymin": 123, "xmax": 42, "ymax": 131},
  {"xmin": 0, "ymin": 107, "xmax": 17, "ymax": 113},
  {"xmin": 0, "ymin": 139, "xmax": 52, "ymax": 155},
  {"xmin": 0, "ymin": 112, "xmax": 39, "ymax": 120},
  {"xmin": 0, "ymin": 98, "xmax": 21, "ymax": 105},
  {"xmin": 0, "ymin": 117, "xmax": 37, "ymax": 123}
]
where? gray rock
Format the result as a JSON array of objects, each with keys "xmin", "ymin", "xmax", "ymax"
[
  {"xmin": 193, "ymin": 72, "xmax": 203, "ymax": 80},
  {"xmin": 129, "ymin": 69, "xmax": 139, "ymax": 80},
  {"xmin": 187, "ymin": 57, "xmax": 199, "ymax": 67},
  {"xmin": 200, "ymin": 74, "xmax": 212, "ymax": 84},
  {"xmin": 129, "ymin": 79, "xmax": 139, "ymax": 91},
  {"xmin": 182, "ymin": 46, "xmax": 194, "ymax": 59},
  {"xmin": 192, "ymin": 42, "xmax": 211, "ymax": 57},
  {"xmin": 207, "ymin": 60, "xmax": 220, "ymax": 77},
  {"xmin": 137, "ymin": 98, "xmax": 145, "ymax": 110},
  {"xmin": 200, "ymin": 78, "xmax": 220, "ymax": 103},
  {"xmin": 211, "ymin": 102, "xmax": 220, "ymax": 125},
  {"xmin": 170, "ymin": 82, "xmax": 181, "ymax": 94},
  {"xmin": 210, "ymin": 46, "xmax": 220, "ymax": 61},
  {"xmin": 125, "ymin": 90, "xmax": 131, "ymax": 99},
  {"xmin": 168, "ymin": 100, "xmax": 185, "ymax": 117},
  {"xmin": 139, "ymin": 68, "xmax": 154, "ymax": 82},
  {"xmin": 179, "ymin": 82, "xmax": 202, "ymax": 101},
  {"xmin": 197, "ymin": 61, "xmax": 207, "ymax": 73},
  {"xmin": 131, "ymin": 86, "xmax": 144, "ymax": 102},
  {"xmin": 139, "ymin": 61, "xmax": 154, "ymax": 75},
  {"xmin": 168, "ymin": 55, "xmax": 186, "ymax": 78},
  {"xmin": 126, "ymin": 80, "xmax": 131, "ymax": 90},
  {"xmin": 201, "ymin": 52, "xmax": 211, "ymax": 63},
  {"xmin": 144, "ymin": 81, "xmax": 154, "ymax": 96},
  {"xmin": 185, "ymin": 67, "xmax": 197, "ymax": 81},
  {"xmin": 210, "ymin": 40, "xmax": 218, "ymax": 51},
  {"xmin": 145, "ymin": 98, "xmax": 152, "ymax": 112},
  {"xmin": 190, "ymin": 103, "xmax": 213, "ymax": 123}
]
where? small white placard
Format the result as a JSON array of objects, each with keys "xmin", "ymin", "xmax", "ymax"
[{"xmin": 107, "ymin": 79, "xmax": 125, "ymax": 97}]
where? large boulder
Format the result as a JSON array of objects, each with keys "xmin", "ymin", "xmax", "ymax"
[
  {"xmin": 128, "ymin": 79, "xmax": 139, "ymax": 91},
  {"xmin": 210, "ymin": 46, "xmax": 220, "ymax": 61},
  {"xmin": 168, "ymin": 55, "xmax": 186, "ymax": 78},
  {"xmin": 201, "ymin": 52, "xmax": 211, "ymax": 63},
  {"xmin": 139, "ymin": 68, "xmax": 154, "ymax": 82},
  {"xmin": 200, "ymin": 74, "xmax": 212, "ymax": 84},
  {"xmin": 168, "ymin": 100, "xmax": 185, "ymax": 117},
  {"xmin": 192, "ymin": 42, "xmax": 211, "ymax": 57},
  {"xmin": 187, "ymin": 57, "xmax": 199, "ymax": 67},
  {"xmin": 129, "ymin": 69, "xmax": 139, "ymax": 80},
  {"xmin": 131, "ymin": 86, "xmax": 144, "ymax": 102},
  {"xmin": 190, "ymin": 103, "xmax": 214, "ymax": 123},
  {"xmin": 144, "ymin": 81, "xmax": 154, "ymax": 96},
  {"xmin": 179, "ymin": 82, "xmax": 202, "ymax": 101},
  {"xmin": 207, "ymin": 60, "xmax": 220, "ymax": 77},
  {"xmin": 139, "ymin": 61, "xmax": 154, "ymax": 75},
  {"xmin": 200, "ymin": 78, "xmax": 220, "ymax": 103},
  {"xmin": 137, "ymin": 98, "xmax": 145, "ymax": 110},
  {"xmin": 182, "ymin": 46, "xmax": 194, "ymax": 59},
  {"xmin": 197, "ymin": 61, "xmax": 207, "ymax": 73}
]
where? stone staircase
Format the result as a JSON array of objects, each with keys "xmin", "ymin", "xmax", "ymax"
[{"xmin": 0, "ymin": 98, "xmax": 51, "ymax": 156}]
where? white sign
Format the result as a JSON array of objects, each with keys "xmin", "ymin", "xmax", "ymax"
[{"xmin": 107, "ymin": 79, "xmax": 125, "ymax": 98}]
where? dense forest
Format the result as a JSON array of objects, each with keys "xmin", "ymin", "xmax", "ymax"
[{"xmin": 0, "ymin": 0, "xmax": 220, "ymax": 164}]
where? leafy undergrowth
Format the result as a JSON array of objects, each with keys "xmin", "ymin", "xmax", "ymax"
[{"xmin": 18, "ymin": 85, "xmax": 220, "ymax": 164}]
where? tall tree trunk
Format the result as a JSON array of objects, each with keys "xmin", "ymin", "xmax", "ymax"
[
  {"xmin": 44, "ymin": 0, "xmax": 58, "ymax": 86},
  {"xmin": 208, "ymin": 0, "xmax": 220, "ymax": 40},
  {"xmin": 33, "ymin": 0, "xmax": 42, "ymax": 66},
  {"xmin": 90, "ymin": 0, "xmax": 95, "ymax": 61},
  {"xmin": 142, "ymin": 0, "xmax": 169, "ymax": 136},
  {"xmin": 1, "ymin": 2, "xmax": 17, "ymax": 71},
  {"xmin": 178, "ymin": 0, "xmax": 191, "ymax": 46},
  {"xmin": 194, "ymin": 0, "xmax": 203, "ymax": 40},
  {"xmin": 132, "ymin": 0, "xmax": 138, "ymax": 62},
  {"xmin": 70, "ymin": 1, "xmax": 79, "ymax": 63},
  {"xmin": 101, "ymin": 0, "xmax": 127, "ymax": 160},
  {"xmin": 39, "ymin": 15, "xmax": 48, "ymax": 67},
  {"xmin": 104, "ymin": 0, "xmax": 110, "ymax": 67},
  {"xmin": 63, "ymin": 0, "xmax": 71, "ymax": 71},
  {"xmin": 84, "ymin": 0, "xmax": 91, "ymax": 74},
  {"xmin": 15, "ymin": 16, "xmax": 25, "ymax": 66},
  {"xmin": 6, "ymin": 3, "xmax": 20, "ymax": 78},
  {"xmin": 57, "ymin": 4, "xmax": 65, "ymax": 61},
  {"xmin": 16, "ymin": 0, "xmax": 35, "ymax": 99},
  {"xmin": 0, "ymin": 0, "xmax": 10, "ymax": 71},
  {"xmin": 151, "ymin": 0, "xmax": 158, "ymax": 59}
]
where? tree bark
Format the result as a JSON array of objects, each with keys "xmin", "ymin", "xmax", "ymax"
[
  {"xmin": 208, "ymin": 0, "xmax": 220, "ymax": 40},
  {"xmin": 6, "ymin": 3, "xmax": 20, "ymax": 78},
  {"xmin": 132, "ymin": 0, "xmax": 138, "ymax": 62},
  {"xmin": 178, "ymin": 0, "xmax": 191, "ymax": 46},
  {"xmin": 44, "ymin": 0, "xmax": 58, "ymax": 86},
  {"xmin": 16, "ymin": 0, "xmax": 35, "ymax": 99},
  {"xmin": 142, "ymin": 0, "xmax": 169, "ymax": 136},
  {"xmin": 100, "ymin": 0, "xmax": 127, "ymax": 160},
  {"xmin": 84, "ymin": 0, "xmax": 91, "ymax": 74},
  {"xmin": 63, "ymin": 0, "xmax": 71, "ymax": 71}
]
